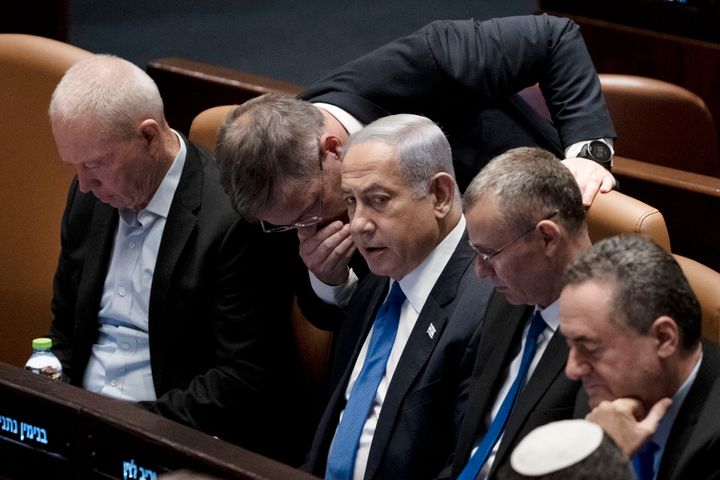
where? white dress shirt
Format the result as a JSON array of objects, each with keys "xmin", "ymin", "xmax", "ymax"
[{"xmin": 82, "ymin": 131, "xmax": 186, "ymax": 401}]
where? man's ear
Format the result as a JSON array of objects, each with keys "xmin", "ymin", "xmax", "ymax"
[
  {"xmin": 651, "ymin": 316, "xmax": 680, "ymax": 359},
  {"xmin": 430, "ymin": 173, "xmax": 456, "ymax": 218},
  {"xmin": 320, "ymin": 134, "xmax": 344, "ymax": 161},
  {"xmin": 139, "ymin": 119, "xmax": 161, "ymax": 153},
  {"xmin": 537, "ymin": 220, "xmax": 562, "ymax": 256}
]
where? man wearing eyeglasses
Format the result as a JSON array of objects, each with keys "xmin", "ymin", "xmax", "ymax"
[
  {"xmin": 215, "ymin": 14, "xmax": 615, "ymax": 328},
  {"xmin": 443, "ymin": 147, "xmax": 592, "ymax": 480},
  {"xmin": 302, "ymin": 114, "xmax": 493, "ymax": 480}
]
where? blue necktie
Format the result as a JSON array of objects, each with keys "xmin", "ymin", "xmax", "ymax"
[
  {"xmin": 458, "ymin": 311, "xmax": 547, "ymax": 480},
  {"xmin": 633, "ymin": 441, "xmax": 659, "ymax": 480},
  {"xmin": 325, "ymin": 281, "xmax": 406, "ymax": 480}
]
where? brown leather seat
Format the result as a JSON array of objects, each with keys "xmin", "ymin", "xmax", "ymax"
[
  {"xmin": 188, "ymin": 105, "xmax": 332, "ymax": 386},
  {"xmin": 585, "ymin": 190, "xmax": 671, "ymax": 252},
  {"xmin": 188, "ymin": 105, "xmax": 236, "ymax": 153},
  {"xmin": 520, "ymin": 75, "xmax": 719, "ymax": 176},
  {"xmin": 599, "ymin": 74, "xmax": 719, "ymax": 177},
  {"xmin": 0, "ymin": 34, "xmax": 92, "ymax": 366},
  {"xmin": 585, "ymin": 192, "xmax": 719, "ymax": 341},
  {"xmin": 674, "ymin": 255, "xmax": 720, "ymax": 343}
]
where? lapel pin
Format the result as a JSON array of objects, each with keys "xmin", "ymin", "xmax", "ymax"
[{"xmin": 427, "ymin": 323, "xmax": 437, "ymax": 339}]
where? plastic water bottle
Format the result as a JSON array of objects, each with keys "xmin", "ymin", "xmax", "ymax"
[{"xmin": 24, "ymin": 338, "xmax": 63, "ymax": 381}]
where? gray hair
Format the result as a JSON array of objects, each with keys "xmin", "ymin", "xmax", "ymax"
[
  {"xmin": 564, "ymin": 235, "xmax": 701, "ymax": 350},
  {"xmin": 345, "ymin": 114, "xmax": 457, "ymax": 198},
  {"xmin": 49, "ymin": 54, "xmax": 165, "ymax": 138},
  {"xmin": 463, "ymin": 147, "xmax": 585, "ymax": 236},
  {"xmin": 215, "ymin": 93, "xmax": 325, "ymax": 221}
]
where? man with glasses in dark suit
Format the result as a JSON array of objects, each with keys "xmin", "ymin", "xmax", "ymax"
[{"xmin": 445, "ymin": 147, "xmax": 592, "ymax": 479}]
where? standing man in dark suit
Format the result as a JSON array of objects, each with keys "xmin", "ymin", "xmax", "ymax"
[
  {"xmin": 303, "ymin": 114, "xmax": 493, "ymax": 480},
  {"xmin": 449, "ymin": 147, "xmax": 592, "ymax": 479},
  {"xmin": 561, "ymin": 234, "xmax": 720, "ymax": 480},
  {"xmin": 215, "ymin": 14, "xmax": 616, "ymax": 323},
  {"xmin": 47, "ymin": 55, "xmax": 305, "ymax": 463}
]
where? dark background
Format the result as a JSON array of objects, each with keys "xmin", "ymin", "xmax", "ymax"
[{"xmin": 65, "ymin": 0, "xmax": 534, "ymax": 86}]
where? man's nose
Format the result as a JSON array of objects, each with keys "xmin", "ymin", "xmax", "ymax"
[
  {"xmin": 474, "ymin": 257, "xmax": 493, "ymax": 278},
  {"xmin": 349, "ymin": 205, "xmax": 373, "ymax": 236},
  {"xmin": 565, "ymin": 347, "xmax": 590, "ymax": 380},
  {"xmin": 76, "ymin": 170, "xmax": 98, "ymax": 194}
]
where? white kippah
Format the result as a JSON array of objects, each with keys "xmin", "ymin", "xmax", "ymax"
[{"xmin": 510, "ymin": 419, "xmax": 604, "ymax": 476}]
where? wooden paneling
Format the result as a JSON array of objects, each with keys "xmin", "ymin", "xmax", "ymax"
[{"xmin": 147, "ymin": 57, "xmax": 301, "ymax": 135}]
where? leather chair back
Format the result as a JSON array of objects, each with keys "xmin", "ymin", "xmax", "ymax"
[
  {"xmin": 586, "ymin": 190, "xmax": 671, "ymax": 252},
  {"xmin": 0, "ymin": 34, "xmax": 92, "ymax": 366},
  {"xmin": 188, "ymin": 105, "xmax": 236, "ymax": 153},
  {"xmin": 599, "ymin": 74, "xmax": 719, "ymax": 177},
  {"xmin": 519, "ymin": 75, "xmax": 719, "ymax": 176},
  {"xmin": 189, "ymin": 104, "xmax": 333, "ymax": 386},
  {"xmin": 674, "ymin": 255, "xmax": 720, "ymax": 343}
]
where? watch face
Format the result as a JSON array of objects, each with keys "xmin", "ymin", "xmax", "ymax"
[{"xmin": 589, "ymin": 141, "xmax": 612, "ymax": 162}]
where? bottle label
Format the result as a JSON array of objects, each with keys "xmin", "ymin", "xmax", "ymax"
[{"xmin": 24, "ymin": 365, "xmax": 62, "ymax": 381}]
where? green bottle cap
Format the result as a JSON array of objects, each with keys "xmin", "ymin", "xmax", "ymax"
[{"xmin": 32, "ymin": 338, "xmax": 52, "ymax": 350}]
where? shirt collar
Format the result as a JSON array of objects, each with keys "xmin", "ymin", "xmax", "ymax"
[
  {"xmin": 130, "ymin": 129, "xmax": 186, "ymax": 222},
  {"xmin": 313, "ymin": 103, "xmax": 364, "ymax": 135},
  {"xmin": 535, "ymin": 299, "xmax": 560, "ymax": 333},
  {"xmin": 394, "ymin": 216, "xmax": 466, "ymax": 316}
]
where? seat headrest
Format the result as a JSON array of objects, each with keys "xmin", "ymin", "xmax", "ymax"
[{"xmin": 586, "ymin": 190, "xmax": 671, "ymax": 252}]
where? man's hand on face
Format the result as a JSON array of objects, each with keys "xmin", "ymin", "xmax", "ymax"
[
  {"xmin": 561, "ymin": 157, "xmax": 616, "ymax": 207},
  {"xmin": 585, "ymin": 397, "xmax": 672, "ymax": 457},
  {"xmin": 298, "ymin": 221, "xmax": 356, "ymax": 286}
]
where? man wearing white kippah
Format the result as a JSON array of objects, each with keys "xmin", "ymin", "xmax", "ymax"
[{"xmin": 497, "ymin": 419, "xmax": 634, "ymax": 479}]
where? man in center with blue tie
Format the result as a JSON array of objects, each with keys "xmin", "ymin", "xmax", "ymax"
[
  {"xmin": 445, "ymin": 147, "xmax": 594, "ymax": 479},
  {"xmin": 302, "ymin": 114, "xmax": 493, "ymax": 480}
]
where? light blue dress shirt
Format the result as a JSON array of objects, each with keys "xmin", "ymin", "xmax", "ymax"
[{"xmin": 83, "ymin": 131, "xmax": 187, "ymax": 401}]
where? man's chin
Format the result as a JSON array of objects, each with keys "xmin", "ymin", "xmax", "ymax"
[{"xmin": 585, "ymin": 387, "xmax": 613, "ymax": 408}]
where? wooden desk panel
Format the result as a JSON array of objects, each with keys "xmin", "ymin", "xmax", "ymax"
[{"xmin": 0, "ymin": 362, "xmax": 319, "ymax": 480}]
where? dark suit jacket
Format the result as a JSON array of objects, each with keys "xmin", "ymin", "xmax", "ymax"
[
  {"xmin": 303, "ymin": 235, "xmax": 494, "ymax": 480},
  {"xmin": 300, "ymin": 14, "xmax": 616, "ymax": 192},
  {"xmin": 447, "ymin": 292, "xmax": 580, "ymax": 479},
  {"xmin": 572, "ymin": 341, "xmax": 720, "ymax": 480},
  {"xmin": 48, "ymin": 135, "xmax": 307, "ymax": 463},
  {"xmin": 658, "ymin": 341, "xmax": 720, "ymax": 480}
]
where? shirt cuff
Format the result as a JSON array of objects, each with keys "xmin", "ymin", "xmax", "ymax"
[{"xmin": 309, "ymin": 269, "xmax": 359, "ymax": 308}]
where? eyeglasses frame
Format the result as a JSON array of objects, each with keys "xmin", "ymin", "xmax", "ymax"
[
  {"xmin": 469, "ymin": 210, "xmax": 559, "ymax": 263},
  {"xmin": 260, "ymin": 141, "xmax": 325, "ymax": 233}
]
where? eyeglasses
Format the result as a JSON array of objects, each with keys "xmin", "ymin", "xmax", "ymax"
[
  {"xmin": 260, "ymin": 142, "xmax": 325, "ymax": 233},
  {"xmin": 468, "ymin": 210, "xmax": 559, "ymax": 263}
]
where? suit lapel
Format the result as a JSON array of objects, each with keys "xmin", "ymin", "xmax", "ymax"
[
  {"xmin": 454, "ymin": 296, "xmax": 530, "ymax": 473},
  {"xmin": 657, "ymin": 343, "xmax": 720, "ymax": 480},
  {"xmin": 72, "ymin": 200, "xmax": 116, "ymax": 381},
  {"xmin": 365, "ymin": 296, "xmax": 449, "ymax": 479},
  {"xmin": 147, "ymin": 138, "xmax": 202, "ymax": 390},
  {"xmin": 491, "ymin": 330, "xmax": 569, "ymax": 470},
  {"xmin": 312, "ymin": 278, "xmax": 388, "ymax": 474},
  {"xmin": 365, "ymin": 239, "xmax": 473, "ymax": 479}
]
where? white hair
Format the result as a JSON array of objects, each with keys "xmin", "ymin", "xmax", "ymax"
[{"xmin": 49, "ymin": 54, "xmax": 166, "ymax": 138}]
